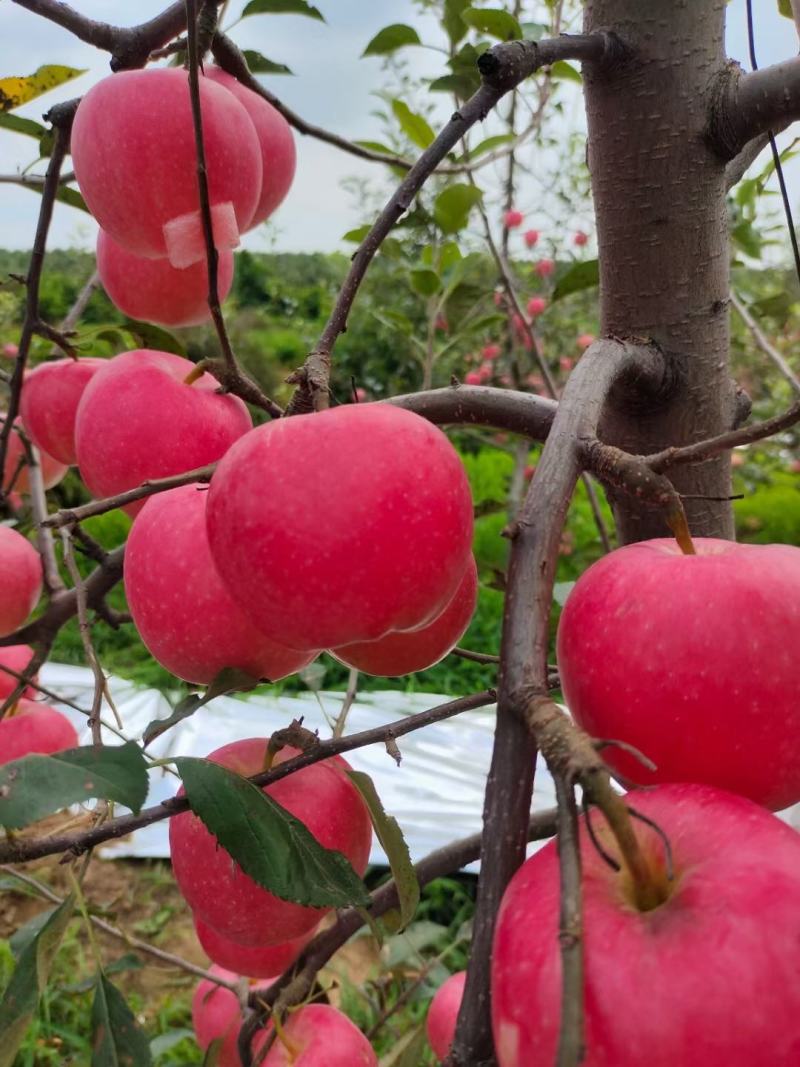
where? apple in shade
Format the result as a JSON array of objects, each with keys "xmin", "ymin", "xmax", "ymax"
[
  {"xmin": 75, "ymin": 350, "xmax": 252, "ymax": 517},
  {"xmin": 559, "ymin": 356, "xmax": 575, "ymax": 372},
  {"xmin": 192, "ymin": 965, "xmax": 271, "ymax": 1067},
  {"xmin": 503, "ymin": 209, "xmax": 524, "ymax": 228},
  {"xmin": 0, "ymin": 645, "xmax": 37, "ymax": 700},
  {"xmin": 0, "ymin": 700, "xmax": 78, "ymax": 765},
  {"xmin": 464, "ymin": 371, "xmax": 482, "ymax": 385},
  {"xmin": 2, "ymin": 344, "xmax": 18, "ymax": 359},
  {"xmin": 526, "ymin": 296, "xmax": 547, "ymax": 317},
  {"xmin": 96, "ymin": 230, "xmax": 234, "ymax": 328},
  {"xmin": 534, "ymin": 258, "xmax": 555, "ymax": 277},
  {"xmin": 261, "ymin": 1004, "xmax": 378, "ymax": 1066},
  {"xmin": 523, "ymin": 464, "xmax": 536, "ymax": 480},
  {"xmin": 481, "ymin": 344, "xmax": 501, "ymax": 360},
  {"xmin": 577, "ymin": 332, "xmax": 596, "ymax": 349},
  {"xmin": 573, "ymin": 230, "xmax": 589, "ymax": 246},
  {"xmin": 557, "ymin": 537, "xmax": 800, "ymax": 810},
  {"xmin": 427, "ymin": 971, "xmax": 466, "ymax": 1062},
  {"xmin": 492, "ymin": 783, "xmax": 800, "ymax": 1067},
  {"xmin": 19, "ymin": 357, "xmax": 105, "ymax": 465},
  {"xmin": 0, "ymin": 526, "xmax": 42, "ymax": 636},
  {"xmin": 493, "ymin": 291, "xmax": 505, "ymax": 307},
  {"xmin": 194, "ymin": 916, "xmax": 315, "ymax": 980},
  {"xmin": 125, "ymin": 484, "xmax": 317, "ymax": 685},
  {"xmin": 2, "ymin": 418, "xmax": 68, "ymax": 494},
  {"xmin": 332, "ymin": 557, "xmax": 477, "ymax": 677},
  {"xmin": 523, "ymin": 229, "xmax": 539, "ymax": 248},
  {"xmin": 353, "ymin": 387, "xmax": 367, "ymax": 402},
  {"xmin": 206, "ymin": 404, "xmax": 473, "ymax": 651},
  {"xmin": 71, "ymin": 69, "xmax": 262, "ymax": 267},
  {"xmin": 203, "ymin": 66, "xmax": 296, "ymax": 227},
  {"xmin": 169, "ymin": 738, "xmax": 372, "ymax": 945}
]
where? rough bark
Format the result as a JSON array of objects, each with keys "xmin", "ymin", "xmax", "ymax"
[{"xmin": 583, "ymin": 0, "xmax": 736, "ymax": 543}]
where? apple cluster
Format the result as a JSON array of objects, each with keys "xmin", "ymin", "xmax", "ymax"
[{"xmin": 71, "ymin": 66, "xmax": 295, "ymax": 327}]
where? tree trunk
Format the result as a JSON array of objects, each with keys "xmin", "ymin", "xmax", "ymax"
[{"xmin": 584, "ymin": 0, "xmax": 737, "ymax": 543}]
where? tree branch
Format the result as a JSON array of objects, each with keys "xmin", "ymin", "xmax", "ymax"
[
  {"xmin": 0, "ymin": 690, "xmax": 495, "ymax": 865},
  {"xmin": 730, "ymin": 290, "xmax": 800, "ymax": 395},
  {"xmin": 710, "ymin": 58, "xmax": 800, "ymax": 159}
]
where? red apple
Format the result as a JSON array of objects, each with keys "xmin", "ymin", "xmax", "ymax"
[
  {"xmin": 0, "ymin": 645, "xmax": 38, "ymax": 700},
  {"xmin": 526, "ymin": 296, "xmax": 547, "ymax": 317},
  {"xmin": 261, "ymin": 1003, "xmax": 377, "ymax": 1066},
  {"xmin": 206, "ymin": 405, "xmax": 473, "ymax": 650},
  {"xmin": 332, "ymin": 558, "xmax": 477, "ymax": 677},
  {"xmin": 523, "ymin": 229, "xmax": 539, "ymax": 248},
  {"xmin": 523, "ymin": 464, "xmax": 536, "ymax": 480},
  {"xmin": 464, "ymin": 371, "xmax": 482, "ymax": 385},
  {"xmin": 169, "ymin": 738, "xmax": 372, "ymax": 944},
  {"xmin": 482, "ymin": 344, "xmax": 501, "ymax": 360},
  {"xmin": 125, "ymin": 484, "xmax": 317, "ymax": 684},
  {"xmin": 2, "ymin": 343, "xmax": 18, "ymax": 359},
  {"xmin": 71, "ymin": 69, "xmax": 262, "ymax": 266},
  {"xmin": 0, "ymin": 526, "xmax": 42, "ymax": 636},
  {"xmin": 427, "ymin": 971, "xmax": 466, "ymax": 1062},
  {"xmin": 493, "ymin": 291, "xmax": 505, "ymax": 307},
  {"xmin": 203, "ymin": 66, "xmax": 296, "ymax": 227},
  {"xmin": 559, "ymin": 356, "xmax": 575, "ymax": 372},
  {"xmin": 195, "ymin": 916, "xmax": 315, "ymax": 980},
  {"xmin": 2, "ymin": 417, "xmax": 69, "ymax": 494},
  {"xmin": 503, "ymin": 210, "xmax": 524, "ymax": 228},
  {"xmin": 0, "ymin": 700, "xmax": 78, "ymax": 765},
  {"xmin": 96, "ymin": 230, "xmax": 234, "ymax": 328},
  {"xmin": 557, "ymin": 537, "xmax": 800, "ymax": 810},
  {"xmin": 20, "ymin": 358, "xmax": 105, "ymax": 465},
  {"xmin": 573, "ymin": 230, "xmax": 589, "ymax": 246},
  {"xmin": 492, "ymin": 783, "xmax": 800, "ymax": 1066},
  {"xmin": 534, "ymin": 258, "xmax": 555, "ymax": 277},
  {"xmin": 192, "ymin": 965, "xmax": 271, "ymax": 1067},
  {"xmin": 577, "ymin": 332, "xmax": 596, "ymax": 349},
  {"xmin": 75, "ymin": 350, "xmax": 252, "ymax": 516}
]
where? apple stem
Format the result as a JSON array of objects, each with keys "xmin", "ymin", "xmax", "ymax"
[
  {"xmin": 666, "ymin": 504, "xmax": 697, "ymax": 555},
  {"xmin": 182, "ymin": 361, "xmax": 207, "ymax": 386}
]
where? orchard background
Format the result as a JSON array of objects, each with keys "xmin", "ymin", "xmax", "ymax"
[{"xmin": 0, "ymin": 1, "xmax": 800, "ymax": 1065}]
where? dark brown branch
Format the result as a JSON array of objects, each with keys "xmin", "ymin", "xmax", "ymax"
[
  {"xmin": 237, "ymin": 806, "xmax": 560, "ymax": 1066},
  {"xmin": 553, "ymin": 774, "xmax": 584, "ymax": 1067},
  {"xmin": 710, "ymin": 58, "xmax": 800, "ymax": 160},
  {"xmin": 0, "ymin": 690, "xmax": 495, "ymax": 865},
  {"xmin": 285, "ymin": 32, "xmax": 618, "ymax": 412}
]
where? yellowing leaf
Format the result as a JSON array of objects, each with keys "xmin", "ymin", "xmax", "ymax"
[{"xmin": 0, "ymin": 65, "xmax": 86, "ymax": 113}]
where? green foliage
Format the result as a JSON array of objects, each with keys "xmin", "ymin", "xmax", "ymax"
[{"xmin": 735, "ymin": 478, "xmax": 800, "ymax": 545}]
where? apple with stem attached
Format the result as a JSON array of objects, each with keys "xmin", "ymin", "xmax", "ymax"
[
  {"xmin": 206, "ymin": 404, "xmax": 473, "ymax": 650},
  {"xmin": 20, "ymin": 357, "xmax": 105, "ymax": 465},
  {"xmin": 261, "ymin": 1003, "xmax": 378, "ymax": 1066},
  {"xmin": 169, "ymin": 737, "xmax": 372, "ymax": 945},
  {"xmin": 0, "ymin": 645, "xmax": 38, "ymax": 701},
  {"xmin": 2, "ymin": 417, "xmax": 68, "ymax": 494},
  {"xmin": 0, "ymin": 700, "xmax": 78, "ymax": 765},
  {"xmin": 557, "ymin": 537, "xmax": 800, "ymax": 810},
  {"xmin": 125, "ymin": 484, "xmax": 317, "ymax": 684},
  {"xmin": 0, "ymin": 526, "xmax": 42, "ymax": 637},
  {"xmin": 194, "ymin": 916, "xmax": 316, "ymax": 980},
  {"xmin": 427, "ymin": 971, "xmax": 466, "ymax": 1062},
  {"xmin": 492, "ymin": 783, "xmax": 800, "ymax": 1066},
  {"xmin": 192, "ymin": 966, "xmax": 271, "ymax": 1067},
  {"xmin": 75, "ymin": 350, "xmax": 252, "ymax": 516}
]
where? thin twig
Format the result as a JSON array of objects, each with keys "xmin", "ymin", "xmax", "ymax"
[
  {"xmin": 59, "ymin": 529, "xmax": 106, "ymax": 745},
  {"xmin": 730, "ymin": 290, "xmax": 800, "ymax": 395},
  {"xmin": 332, "ymin": 667, "xmax": 358, "ymax": 740},
  {"xmin": 554, "ymin": 774, "xmax": 584, "ymax": 1067}
]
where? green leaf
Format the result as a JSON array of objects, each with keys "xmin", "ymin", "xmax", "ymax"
[
  {"xmin": 0, "ymin": 742, "xmax": 149, "ymax": 830},
  {"xmin": 750, "ymin": 291, "xmax": 796, "ymax": 323},
  {"xmin": 63, "ymin": 954, "xmax": 143, "ymax": 995},
  {"xmin": 353, "ymin": 140, "xmax": 396, "ymax": 156},
  {"xmin": 550, "ymin": 60, "xmax": 581, "ymax": 83},
  {"xmin": 461, "ymin": 7, "xmax": 523, "ymax": 41},
  {"xmin": 175, "ymin": 757, "xmax": 371, "ymax": 909},
  {"xmin": 9, "ymin": 910, "xmax": 56, "ymax": 960},
  {"xmin": 0, "ymin": 895, "xmax": 74, "ymax": 1067},
  {"xmin": 242, "ymin": 0, "xmax": 325, "ymax": 20},
  {"xmin": 433, "ymin": 184, "xmax": 483, "ymax": 234},
  {"xmin": 143, "ymin": 668, "xmax": 259, "ymax": 747},
  {"xmin": 378, "ymin": 1024, "xmax": 428, "ymax": 1066},
  {"xmin": 391, "ymin": 100, "xmax": 435, "ymax": 150},
  {"xmin": 347, "ymin": 771, "xmax": 419, "ymax": 932},
  {"xmin": 363, "ymin": 24, "xmax": 421, "ymax": 57},
  {"xmin": 732, "ymin": 219, "xmax": 762, "ymax": 259},
  {"xmin": 384, "ymin": 920, "xmax": 448, "ymax": 968},
  {"xmin": 429, "ymin": 73, "xmax": 480, "ymax": 98},
  {"xmin": 443, "ymin": 0, "xmax": 471, "ymax": 44},
  {"xmin": 439, "ymin": 241, "xmax": 462, "ymax": 274},
  {"xmin": 16, "ymin": 179, "xmax": 89, "ymax": 214},
  {"xmin": 409, "ymin": 268, "xmax": 442, "ymax": 296},
  {"xmin": 121, "ymin": 319, "xmax": 186, "ymax": 356},
  {"xmin": 342, "ymin": 224, "xmax": 372, "ymax": 243},
  {"xmin": 778, "ymin": 0, "xmax": 793, "ymax": 17},
  {"xmin": 0, "ymin": 65, "xmax": 86, "ymax": 112},
  {"xmin": 150, "ymin": 1030, "xmax": 194, "ymax": 1060},
  {"xmin": 0, "ymin": 113, "xmax": 45, "ymax": 138},
  {"xmin": 241, "ymin": 49, "xmax": 293, "ymax": 75},
  {"xmin": 202, "ymin": 1039, "xmax": 224, "ymax": 1067},
  {"xmin": 459, "ymin": 133, "xmax": 514, "ymax": 161},
  {"xmin": 552, "ymin": 258, "xmax": 599, "ymax": 302},
  {"xmin": 91, "ymin": 973, "xmax": 153, "ymax": 1067}
]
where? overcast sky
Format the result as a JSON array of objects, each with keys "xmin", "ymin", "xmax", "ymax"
[{"xmin": 0, "ymin": 0, "xmax": 796, "ymax": 254}]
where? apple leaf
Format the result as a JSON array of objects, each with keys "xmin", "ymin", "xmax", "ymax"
[
  {"xmin": 202, "ymin": 1038, "xmax": 225, "ymax": 1066},
  {"xmin": 443, "ymin": 0, "xmax": 471, "ymax": 44},
  {"xmin": 458, "ymin": 133, "xmax": 514, "ymax": 161},
  {"xmin": 0, "ymin": 895, "xmax": 74, "ymax": 1067},
  {"xmin": 410, "ymin": 268, "xmax": 442, "ymax": 297},
  {"xmin": 120, "ymin": 319, "xmax": 186, "ymax": 357},
  {"xmin": 242, "ymin": 0, "xmax": 325, "ymax": 21},
  {"xmin": 550, "ymin": 60, "xmax": 582, "ymax": 83},
  {"xmin": 342, "ymin": 224, "xmax": 372, "ymax": 243},
  {"xmin": 347, "ymin": 770, "xmax": 419, "ymax": 932},
  {"xmin": 552, "ymin": 258, "xmax": 599, "ymax": 302},
  {"xmin": 378, "ymin": 1024, "xmax": 428, "ymax": 1066},
  {"xmin": 0, "ymin": 65, "xmax": 86, "ymax": 112},
  {"xmin": 175, "ymin": 757, "xmax": 371, "ymax": 909},
  {"xmin": 434, "ymin": 184, "xmax": 483, "ymax": 234},
  {"xmin": 778, "ymin": 0, "xmax": 793, "ymax": 18},
  {"xmin": 0, "ymin": 112, "xmax": 46, "ymax": 138},
  {"xmin": 0, "ymin": 742, "xmax": 148, "ymax": 830},
  {"xmin": 91, "ymin": 973, "xmax": 153, "ymax": 1067},
  {"xmin": 148, "ymin": 1030, "xmax": 195, "ymax": 1059},
  {"xmin": 363, "ymin": 24, "xmax": 422, "ymax": 58},
  {"xmin": 15, "ymin": 178, "xmax": 90, "ymax": 214},
  {"xmin": 461, "ymin": 8, "xmax": 523, "ymax": 41},
  {"xmin": 241, "ymin": 49, "xmax": 293, "ymax": 75},
  {"xmin": 143, "ymin": 668, "xmax": 260, "ymax": 747},
  {"xmin": 391, "ymin": 100, "xmax": 435, "ymax": 150}
]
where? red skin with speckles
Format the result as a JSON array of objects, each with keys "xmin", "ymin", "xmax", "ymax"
[
  {"xmin": 557, "ymin": 537, "xmax": 800, "ymax": 810},
  {"xmin": 261, "ymin": 1004, "xmax": 378, "ymax": 1066},
  {"xmin": 126, "ymin": 484, "xmax": 316, "ymax": 684},
  {"xmin": 75, "ymin": 350, "xmax": 252, "ymax": 517},
  {"xmin": 206, "ymin": 405, "xmax": 473, "ymax": 650},
  {"xmin": 492, "ymin": 784, "xmax": 800, "ymax": 1067},
  {"xmin": 169, "ymin": 738, "xmax": 372, "ymax": 945},
  {"xmin": 332, "ymin": 557, "xmax": 477, "ymax": 677},
  {"xmin": 427, "ymin": 971, "xmax": 466, "ymax": 1062},
  {"xmin": 0, "ymin": 526, "xmax": 41, "ymax": 637},
  {"xmin": 20, "ymin": 358, "xmax": 106, "ymax": 465},
  {"xmin": 0, "ymin": 700, "xmax": 78, "ymax": 765}
]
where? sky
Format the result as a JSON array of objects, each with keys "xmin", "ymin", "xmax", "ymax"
[{"xmin": 0, "ymin": 0, "xmax": 797, "ymax": 254}]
